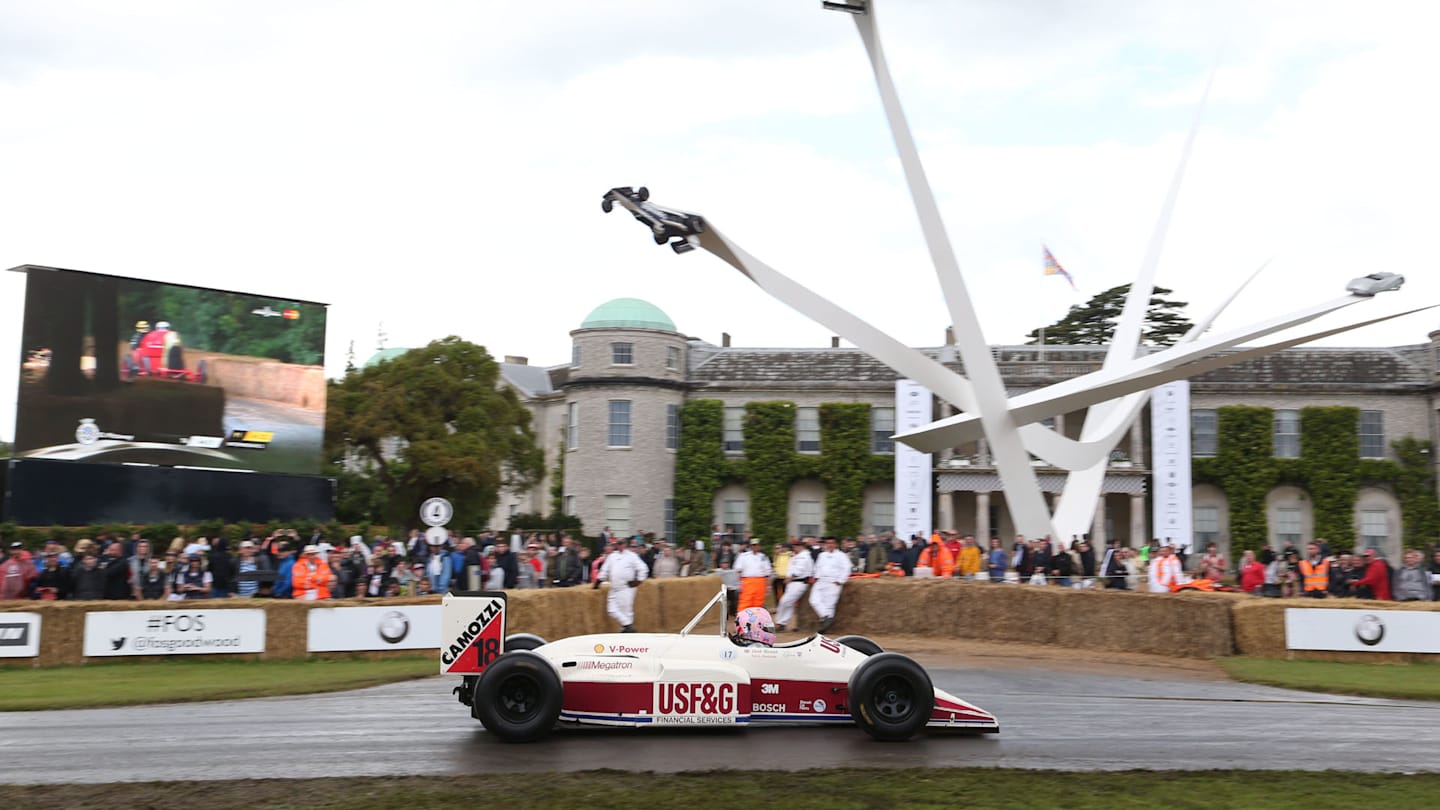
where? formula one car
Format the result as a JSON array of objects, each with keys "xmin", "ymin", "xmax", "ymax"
[
  {"xmin": 441, "ymin": 586, "xmax": 999, "ymax": 742},
  {"xmin": 601, "ymin": 185, "xmax": 707, "ymax": 254}
]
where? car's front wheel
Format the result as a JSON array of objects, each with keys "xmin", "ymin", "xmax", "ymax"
[
  {"xmin": 847, "ymin": 652, "xmax": 934, "ymax": 742},
  {"xmin": 473, "ymin": 651, "xmax": 562, "ymax": 743}
]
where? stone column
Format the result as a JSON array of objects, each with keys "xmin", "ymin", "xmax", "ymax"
[
  {"xmin": 937, "ymin": 488, "xmax": 955, "ymax": 532},
  {"xmin": 1091, "ymin": 493, "xmax": 1108, "ymax": 546},
  {"xmin": 1130, "ymin": 493, "xmax": 1147, "ymax": 545},
  {"xmin": 976, "ymin": 491, "xmax": 991, "ymax": 542},
  {"xmin": 1130, "ymin": 421, "xmax": 1144, "ymax": 465}
]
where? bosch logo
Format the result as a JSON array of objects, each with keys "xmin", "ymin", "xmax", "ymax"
[
  {"xmin": 1354, "ymin": 614, "xmax": 1385, "ymax": 647},
  {"xmin": 377, "ymin": 610, "xmax": 410, "ymax": 644},
  {"xmin": 656, "ymin": 682, "xmax": 736, "ymax": 715}
]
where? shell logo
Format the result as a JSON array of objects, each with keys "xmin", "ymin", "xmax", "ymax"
[{"xmin": 594, "ymin": 643, "xmax": 605, "ymax": 653}]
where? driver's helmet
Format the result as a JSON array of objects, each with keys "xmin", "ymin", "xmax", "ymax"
[
  {"xmin": 155, "ymin": 321, "xmax": 171, "ymax": 330},
  {"xmin": 734, "ymin": 607, "xmax": 775, "ymax": 646},
  {"xmin": 134, "ymin": 320, "xmax": 150, "ymax": 332}
]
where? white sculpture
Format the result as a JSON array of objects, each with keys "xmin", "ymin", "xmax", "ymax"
[{"xmin": 602, "ymin": 0, "xmax": 1427, "ymax": 542}]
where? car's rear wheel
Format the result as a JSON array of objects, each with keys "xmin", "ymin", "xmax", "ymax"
[
  {"xmin": 601, "ymin": 197, "xmax": 614, "ymax": 213},
  {"xmin": 834, "ymin": 635, "xmax": 883, "ymax": 656},
  {"xmin": 504, "ymin": 633, "xmax": 547, "ymax": 652},
  {"xmin": 167, "ymin": 345, "xmax": 185, "ymax": 371},
  {"xmin": 473, "ymin": 651, "xmax": 562, "ymax": 742},
  {"xmin": 848, "ymin": 653, "xmax": 934, "ymax": 742},
  {"xmin": 636, "ymin": 186, "xmax": 649, "ymax": 201}
]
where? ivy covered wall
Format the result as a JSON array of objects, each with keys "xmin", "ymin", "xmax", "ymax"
[
  {"xmin": 1194, "ymin": 405, "xmax": 1440, "ymax": 553},
  {"xmin": 673, "ymin": 399, "xmax": 894, "ymax": 544}
]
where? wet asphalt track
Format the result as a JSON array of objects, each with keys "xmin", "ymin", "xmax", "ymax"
[{"xmin": 4, "ymin": 664, "xmax": 1439, "ymax": 784}]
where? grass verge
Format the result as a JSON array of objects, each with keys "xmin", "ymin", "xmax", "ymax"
[
  {"xmin": 1217, "ymin": 657, "xmax": 1440, "ymax": 701},
  {"xmin": 0, "ymin": 656, "xmax": 437, "ymax": 711},
  {"xmin": 8, "ymin": 770, "xmax": 1440, "ymax": 810}
]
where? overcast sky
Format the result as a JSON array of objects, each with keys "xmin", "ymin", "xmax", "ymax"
[{"xmin": 3, "ymin": 0, "xmax": 1437, "ymax": 441}]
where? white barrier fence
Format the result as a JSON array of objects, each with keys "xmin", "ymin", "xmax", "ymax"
[{"xmin": 1285, "ymin": 608, "xmax": 1440, "ymax": 654}]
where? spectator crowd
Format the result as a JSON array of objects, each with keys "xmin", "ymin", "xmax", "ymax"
[{"xmin": 2, "ymin": 525, "xmax": 1438, "ymax": 605}]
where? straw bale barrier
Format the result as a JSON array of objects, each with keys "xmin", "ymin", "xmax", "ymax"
[
  {"xmin": 0, "ymin": 576, "xmax": 722, "ymax": 668},
  {"xmin": 818, "ymin": 579, "xmax": 1234, "ymax": 659},
  {"xmin": 1231, "ymin": 597, "xmax": 1440, "ymax": 663}
]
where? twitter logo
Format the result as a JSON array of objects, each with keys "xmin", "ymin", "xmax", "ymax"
[{"xmin": 110, "ymin": 638, "xmax": 126, "ymax": 651}]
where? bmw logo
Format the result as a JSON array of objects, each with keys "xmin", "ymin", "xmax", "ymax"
[
  {"xmin": 377, "ymin": 610, "xmax": 410, "ymax": 644},
  {"xmin": 1354, "ymin": 614, "xmax": 1385, "ymax": 647}
]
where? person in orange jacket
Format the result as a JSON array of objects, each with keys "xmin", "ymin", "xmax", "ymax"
[
  {"xmin": 916, "ymin": 533, "xmax": 955, "ymax": 578},
  {"xmin": 292, "ymin": 545, "xmax": 333, "ymax": 601},
  {"xmin": 956, "ymin": 535, "xmax": 983, "ymax": 578}
]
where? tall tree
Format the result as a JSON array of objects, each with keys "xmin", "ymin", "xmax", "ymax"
[
  {"xmin": 1025, "ymin": 284, "xmax": 1192, "ymax": 347},
  {"xmin": 325, "ymin": 336, "xmax": 544, "ymax": 528}
]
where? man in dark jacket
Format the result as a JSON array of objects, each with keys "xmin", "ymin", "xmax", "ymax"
[
  {"xmin": 208, "ymin": 539, "xmax": 235, "ymax": 598},
  {"xmin": 100, "ymin": 541, "xmax": 132, "ymax": 600},
  {"xmin": 71, "ymin": 554, "xmax": 106, "ymax": 600},
  {"xmin": 552, "ymin": 536, "xmax": 582, "ymax": 587},
  {"xmin": 492, "ymin": 540, "xmax": 520, "ymax": 589}
]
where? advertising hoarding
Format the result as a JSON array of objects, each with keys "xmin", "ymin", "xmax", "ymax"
[
  {"xmin": 0, "ymin": 612, "xmax": 42, "ymax": 658},
  {"xmin": 307, "ymin": 605, "xmax": 443, "ymax": 652},
  {"xmin": 1285, "ymin": 608, "xmax": 1440, "ymax": 654},
  {"xmin": 82, "ymin": 609, "xmax": 267, "ymax": 657},
  {"xmin": 894, "ymin": 379, "xmax": 933, "ymax": 540},
  {"xmin": 14, "ymin": 265, "xmax": 327, "ymax": 476}
]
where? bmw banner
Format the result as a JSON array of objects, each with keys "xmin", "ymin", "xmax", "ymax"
[
  {"xmin": 1285, "ymin": 608, "xmax": 1440, "ymax": 654},
  {"xmin": 0, "ymin": 613, "xmax": 42, "ymax": 658},
  {"xmin": 306, "ymin": 605, "xmax": 443, "ymax": 652},
  {"xmin": 83, "ymin": 610, "xmax": 266, "ymax": 656}
]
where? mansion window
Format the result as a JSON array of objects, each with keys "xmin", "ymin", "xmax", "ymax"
[
  {"xmin": 796, "ymin": 407, "xmax": 821, "ymax": 453},
  {"xmin": 1359, "ymin": 509, "xmax": 1388, "ymax": 552},
  {"xmin": 605, "ymin": 495, "xmax": 631, "ymax": 535},
  {"xmin": 1194, "ymin": 506, "xmax": 1219, "ymax": 547},
  {"xmin": 566, "ymin": 402, "xmax": 578, "ymax": 450},
  {"xmin": 1274, "ymin": 507, "xmax": 1301, "ymax": 546},
  {"xmin": 723, "ymin": 407, "xmax": 745, "ymax": 453},
  {"xmin": 666, "ymin": 404, "xmax": 680, "ymax": 450},
  {"xmin": 1359, "ymin": 410, "xmax": 1385, "ymax": 458},
  {"xmin": 1191, "ymin": 409, "xmax": 1217, "ymax": 457},
  {"xmin": 666, "ymin": 346, "xmax": 681, "ymax": 370},
  {"xmin": 872, "ymin": 407, "xmax": 895, "ymax": 454},
  {"xmin": 796, "ymin": 500, "xmax": 822, "ymax": 537},
  {"xmin": 723, "ymin": 499, "xmax": 748, "ymax": 534},
  {"xmin": 611, "ymin": 342, "xmax": 633, "ymax": 365},
  {"xmin": 1273, "ymin": 410, "xmax": 1300, "ymax": 458},
  {"xmin": 608, "ymin": 400, "xmax": 632, "ymax": 447},
  {"xmin": 871, "ymin": 501, "xmax": 895, "ymax": 534}
]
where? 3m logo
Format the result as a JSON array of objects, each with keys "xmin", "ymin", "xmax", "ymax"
[
  {"xmin": 656, "ymin": 682, "xmax": 735, "ymax": 715},
  {"xmin": 760, "ymin": 682, "xmax": 780, "ymax": 695},
  {"xmin": 0, "ymin": 623, "xmax": 29, "ymax": 646}
]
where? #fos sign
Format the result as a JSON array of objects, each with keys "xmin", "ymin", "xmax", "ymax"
[{"xmin": 83, "ymin": 610, "xmax": 267, "ymax": 657}]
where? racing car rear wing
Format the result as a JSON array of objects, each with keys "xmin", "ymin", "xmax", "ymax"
[{"xmin": 440, "ymin": 590, "xmax": 507, "ymax": 675}]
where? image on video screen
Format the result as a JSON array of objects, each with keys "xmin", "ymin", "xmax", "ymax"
[{"xmin": 14, "ymin": 267, "xmax": 328, "ymax": 475}]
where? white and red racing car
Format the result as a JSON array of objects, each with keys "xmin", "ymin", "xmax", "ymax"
[{"xmin": 441, "ymin": 586, "xmax": 999, "ymax": 742}]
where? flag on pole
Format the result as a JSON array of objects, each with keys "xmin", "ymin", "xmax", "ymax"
[{"xmin": 1043, "ymin": 245, "xmax": 1077, "ymax": 291}]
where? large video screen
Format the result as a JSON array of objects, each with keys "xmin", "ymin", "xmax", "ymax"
[{"xmin": 13, "ymin": 266, "xmax": 328, "ymax": 475}]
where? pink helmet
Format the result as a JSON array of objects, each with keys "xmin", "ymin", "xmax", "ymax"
[{"xmin": 734, "ymin": 607, "xmax": 776, "ymax": 646}]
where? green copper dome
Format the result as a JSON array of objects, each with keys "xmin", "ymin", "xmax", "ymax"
[{"xmin": 580, "ymin": 298, "xmax": 676, "ymax": 331}]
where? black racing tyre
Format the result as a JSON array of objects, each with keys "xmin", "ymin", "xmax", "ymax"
[
  {"xmin": 847, "ymin": 652, "xmax": 934, "ymax": 742},
  {"xmin": 504, "ymin": 633, "xmax": 547, "ymax": 652},
  {"xmin": 834, "ymin": 635, "xmax": 883, "ymax": 657},
  {"xmin": 195, "ymin": 359, "xmax": 208, "ymax": 384},
  {"xmin": 167, "ymin": 344, "xmax": 185, "ymax": 370},
  {"xmin": 652, "ymin": 231, "xmax": 668, "ymax": 245},
  {"xmin": 601, "ymin": 197, "xmax": 613, "ymax": 213},
  {"xmin": 636, "ymin": 186, "xmax": 649, "ymax": 201},
  {"xmin": 473, "ymin": 651, "xmax": 562, "ymax": 742}
]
